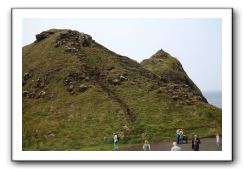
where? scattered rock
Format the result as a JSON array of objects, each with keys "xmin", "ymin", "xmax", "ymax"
[
  {"xmin": 37, "ymin": 90, "xmax": 46, "ymax": 98},
  {"xmin": 36, "ymin": 78, "xmax": 45, "ymax": 88},
  {"xmin": 65, "ymin": 47, "xmax": 78, "ymax": 53},
  {"xmin": 23, "ymin": 72, "xmax": 31, "ymax": 80},
  {"xmin": 119, "ymin": 75, "xmax": 127, "ymax": 81},
  {"xmin": 157, "ymin": 87, "xmax": 166, "ymax": 93},
  {"xmin": 79, "ymin": 84, "xmax": 88, "ymax": 92},
  {"xmin": 111, "ymin": 79, "xmax": 120, "ymax": 85},
  {"xmin": 172, "ymin": 95, "xmax": 179, "ymax": 100},
  {"xmin": 23, "ymin": 91, "xmax": 29, "ymax": 97},
  {"xmin": 67, "ymin": 84, "xmax": 74, "ymax": 92},
  {"xmin": 107, "ymin": 66, "xmax": 114, "ymax": 71}
]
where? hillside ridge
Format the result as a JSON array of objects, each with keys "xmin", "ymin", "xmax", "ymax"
[{"xmin": 22, "ymin": 29, "xmax": 221, "ymax": 150}]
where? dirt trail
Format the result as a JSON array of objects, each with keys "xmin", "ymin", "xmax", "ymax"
[{"xmin": 123, "ymin": 137, "xmax": 222, "ymax": 151}]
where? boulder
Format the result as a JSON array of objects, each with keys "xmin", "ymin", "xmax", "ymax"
[
  {"xmin": 79, "ymin": 84, "xmax": 88, "ymax": 92},
  {"xmin": 22, "ymin": 91, "xmax": 29, "ymax": 97},
  {"xmin": 36, "ymin": 79, "xmax": 45, "ymax": 88},
  {"xmin": 67, "ymin": 84, "xmax": 74, "ymax": 92},
  {"xmin": 37, "ymin": 90, "xmax": 46, "ymax": 98},
  {"xmin": 65, "ymin": 47, "xmax": 78, "ymax": 53},
  {"xmin": 111, "ymin": 79, "xmax": 120, "ymax": 85},
  {"xmin": 172, "ymin": 95, "xmax": 179, "ymax": 100},
  {"xmin": 23, "ymin": 72, "xmax": 31, "ymax": 80},
  {"xmin": 119, "ymin": 75, "xmax": 127, "ymax": 81},
  {"xmin": 35, "ymin": 31, "xmax": 55, "ymax": 42}
]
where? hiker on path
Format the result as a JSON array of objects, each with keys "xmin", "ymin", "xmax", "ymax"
[
  {"xmin": 192, "ymin": 135, "xmax": 201, "ymax": 151},
  {"xmin": 171, "ymin": 142, "xmax": 181, "ymax": 151},
  {"xmin": 142, "ymin": 140, "xmax": 151, "ymax": 151},
  {"xmin": 216, "ymin": 133, "xmax": 220, "ymax": 150},
  {"xmin": 179, "ymin": 129, "xmax": 184, "ymax": 144},
  {"xmin": 176, "ymin": 129, "xmax": 180, "ymax": 144},
  {"xmin": 113, "ymin": 133, "xmax": 119, "ymax": 150}
]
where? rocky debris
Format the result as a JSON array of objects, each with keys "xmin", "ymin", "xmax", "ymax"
[
  {"xmin": 23, "ymin": 91, "xmax": 29, "ymax": 97},
  {"xmin": 107, "ymin": 66, "xmax": 115, "ymax": 71},
  {"xmin": 172, "ymin": 95, "xmax": 179, "ymax": 100},
  {"xmin": 67, "ymin": 84, "xmax": 74, "ymax": 92},
  {"xmin": 47, "ymin": 130, "xmax": 56, "ymax": 138},
  {"xmin": 23, "ymin": 72, "xmax": 32, "ymax": 86},
  {"xmin": 55, "ymin": 30, "xmax": 94, "ymax": 50},
  {"xmin": 107, "ymin": 74, "xmax": 129, "ymax": 85},
  {"xmin": 79, "ymin": 84, "xmax": 88, "ymax": 92},
  {"xmin": 36, "ymin": 78, "xmax": 45, "ymax": 88},
  {"xmin": 36, "ymin": 90, "xmax": 46, "ymax": 99},
  {"xmin": 157, "ymin": 83, "xmax": 205, "ymax": 105},
  {"xmin": 64, "ymin": 47, "xmax": 78, "ymax": 53},
  {"xmin": 111, "ymin": 79, "xmax": 120, "ymax": 85},
  {"xmin": 48, "ymin": 93, "xmax": 54, "ymax": 99},
  {"xmin": 193, "ymin": 96, "xmax": 203, "ymax": 101},
  {"xmin": 119, "ymin": 75, "xmax": 127, "ymax": 81},
  {"xmin": 23, "ymin": 89, "xmax": 48, "ymax": 99},
  {"xmin": 157, "ymin": 86, "xmax": 167, "ymax": 93},
  {"xmin": 35, "ymin": 30, "xmax": 55, "ymax": 42},
  {"xmin": 64, "ymin": 72, "xmax": 87, "ymax": 86},
  {"xmin": 28, "ymin": 90, "xmax": 37, "ymax": 98},
  {"xmin": 23, "ymin": 72, "xmax": 31, "ymax": 80}
]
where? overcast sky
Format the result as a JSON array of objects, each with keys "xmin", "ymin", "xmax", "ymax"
[{"xmin": 22, "ymin": 18, "xmax": 222, "ymax": 92}]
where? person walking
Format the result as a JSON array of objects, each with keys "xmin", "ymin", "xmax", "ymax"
[
  {"xmin": 179, "ymin": 129, "xmax": 184, "ymax": 144},
  {"xmin": 171, "ymin": 142, "xmax": 181, "ymax": 151},
  {"xmin": 113, "ymin": 133, "xmax": 119, "ymax": 150},
  {"xmin": 216, "ymin": 133, "xmax": 220, "ymax": 150},
  {"xmin": 176, "ymin": 129, "xmax": 180, "ymax": 144},
  {"xmin": 192, "ymin": 135, "xmax": 201, "ymax": 151},
  {"xmin": 142, "ymin": 140, "xmax": 151, "ymax": 151}
]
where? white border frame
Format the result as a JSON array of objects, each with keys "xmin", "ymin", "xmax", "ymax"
[{"xmin": 12, "ymin": 8, "xmax": 232, "ymax": 161}]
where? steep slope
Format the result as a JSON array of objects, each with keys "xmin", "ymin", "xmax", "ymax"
[
  {"xmin": 22, "ymin": 29, "xmax": 221, "ymax": 150},
  {"xmin": 141, "ymin": 49, "xmax": 207, "ymax": 104}
]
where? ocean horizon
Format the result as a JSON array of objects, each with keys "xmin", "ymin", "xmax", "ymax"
[{"xmin": 203, "ymin": 91, "xmax": 222, "ymax": 109}]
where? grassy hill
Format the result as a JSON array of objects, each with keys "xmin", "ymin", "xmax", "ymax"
[{"xmin": 22, "ymin": 29, "xmax": 221, "ymax": 150}]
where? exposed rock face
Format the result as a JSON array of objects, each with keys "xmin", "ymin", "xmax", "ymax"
[
  {"xmin": 35, "ymin": 30, "xmax": 55, "ymax": 42},
  {"xmin": 55, "ymin": 30, "xmax": 94, "ymax": 50}
]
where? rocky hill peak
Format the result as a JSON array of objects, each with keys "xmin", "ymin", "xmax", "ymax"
[{"xmin": 151, "ymin": 49, "xmax": 169, "ymax": 59}]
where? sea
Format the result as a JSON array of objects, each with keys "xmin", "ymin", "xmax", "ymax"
[{"xmin": 203, "ymin": 91, "xmax": 222, "ymax": 109}]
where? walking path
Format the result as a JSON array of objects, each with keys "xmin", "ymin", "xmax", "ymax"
[{"xmin": 123, "ymin": 137, "xmax": 222, "ymax": 151}]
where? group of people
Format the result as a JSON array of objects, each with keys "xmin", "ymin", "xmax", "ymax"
[
  {"xmin": 176, "ymin": 129, "xmax": 185, "ymax": 144},
  {"xmin": 113, "ymin": 132, "xmax": 220, "ymax": 151},
  {"xmin": 171, "ymin": 134, "xmax": 201, "ymax": 151}
]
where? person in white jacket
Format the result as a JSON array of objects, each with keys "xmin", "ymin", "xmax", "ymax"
[
  {"xmin": 171, "ymin": 142, "xmax": 181, "ymax": 151},
  {"xmin": 143, "ymin": 140, "xmax": 151, "ymax": 151},
  {"xmin": 113, "ymin": 133, "xmax": 119, "ymax": 150}
]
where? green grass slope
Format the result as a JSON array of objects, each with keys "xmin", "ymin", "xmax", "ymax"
[{"xmin": 22, "ymin": 29, "xmax": 221, "ymax": 150}]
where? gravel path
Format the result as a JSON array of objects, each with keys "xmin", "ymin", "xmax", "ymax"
[{"xmin": 123, "ymin": 137, "xmax": 222, "ymax": 151}]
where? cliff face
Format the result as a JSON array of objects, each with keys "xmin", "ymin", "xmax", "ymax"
[{"xmin": 22, "ymin": 29, "xmax": 221, "ymax": 150}]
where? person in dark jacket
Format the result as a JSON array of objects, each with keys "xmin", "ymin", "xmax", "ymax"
[{"xmin": 192, "ymin": 135, "xmax": 201, "ymax": 151}]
